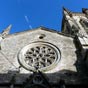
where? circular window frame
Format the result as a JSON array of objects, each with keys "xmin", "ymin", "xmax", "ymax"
[{"xmin": 18, "ymin": 42, "xmax": 61, "ymax": 72}]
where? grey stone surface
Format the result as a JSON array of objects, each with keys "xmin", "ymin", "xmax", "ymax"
[
  {"xmin": 0, "ymin": 8, "xmax": 88, "ymax": 87},
  {"xmin": 0, "ymin": 28, "xmax": 77, "ymax": 73},
  {"xmin": 0, "ymin": 27, "xmax": 86, "ymax": 85}
]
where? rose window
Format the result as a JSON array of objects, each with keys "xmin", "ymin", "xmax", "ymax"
[{"xmin": 18, "ymin": 42, "xmax": 61, "ymax": 72}]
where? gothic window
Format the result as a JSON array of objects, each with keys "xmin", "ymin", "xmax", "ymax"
[
  {"xmin": 80, "ymin": 18, "xmax": 88, "ymax": 33},
  {"xmin": 66, "ymin": 25, "xmax": 71, "ymax": 33},
  {"xmin": 64, "ymin": 21, "xmax": 71, "ymax": 34},
  {"xmin": 71, "ymin": 25, "xmax": 79, "ymax": 35}
]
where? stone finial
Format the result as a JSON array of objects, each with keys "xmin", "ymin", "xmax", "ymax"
[
  {"xmin": 63, "ymin": 7, "xmax": 72, "ymax": 17},
  {"xmin": 2, "ymin": 24, "xmax": 12, "ymax": 38},
  {"xmin": 82, "ymin": 8, "xmax": 88, "ymax": 15}
]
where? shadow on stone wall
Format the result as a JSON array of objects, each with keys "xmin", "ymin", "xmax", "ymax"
[
  {"xmin": 0, "ymin": 69, "xmax": 88, "ymax": 88},
  {"xmin": 0, "ymin": 37, "xmax": 88, "ymax": 87}
]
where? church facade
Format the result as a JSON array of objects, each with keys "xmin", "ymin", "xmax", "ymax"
[{"xmin": 0, "ymin": 8, "xmax": 88, "ymax": 88}]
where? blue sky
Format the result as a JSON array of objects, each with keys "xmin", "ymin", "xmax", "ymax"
[{"xmin": 0, "ymin": 0, "xmax": 88, "ymax": 33}]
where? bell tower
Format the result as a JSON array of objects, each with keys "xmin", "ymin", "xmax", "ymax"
[{"xmin": 62, "ymin": 7, "xmax": 88, "ymax": 66}]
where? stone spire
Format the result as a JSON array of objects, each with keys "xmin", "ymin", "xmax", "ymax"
[
  {"xmin": 82, "ymin": 8, "xmax": 88, "ymax": 15},
  {"xmin": 63, "ymin": 7, "xmax": 72, "ymax": 17},
  {"xmin": 2, "ymin": 24, "xmax": 12, "ymax": 38}
]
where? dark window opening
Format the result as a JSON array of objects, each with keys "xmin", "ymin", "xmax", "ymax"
[{"xmin": 80, "ymin": 18, "xmax": 88, "ymax": 34}]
